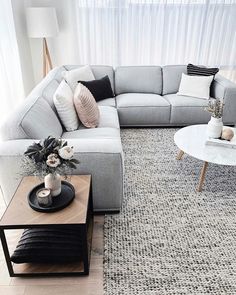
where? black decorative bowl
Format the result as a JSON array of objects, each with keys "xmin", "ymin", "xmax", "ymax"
[{"xmin": 28, "ymin": 181, "xmax": 75, "ymax": 213}]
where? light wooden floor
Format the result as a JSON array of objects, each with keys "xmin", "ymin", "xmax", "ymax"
[{"xmin": 0, "ymin": 191, "xmax": 104, "ymax": 295}]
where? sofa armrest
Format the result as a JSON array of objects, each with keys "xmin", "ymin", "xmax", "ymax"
[
  {"xmin": 0, "ymin": 138, "xmax": 123, "ymax": 155},
  {"xmin": 0, "ymin": 138, "xmax": 124, "ymax": 212},
  {"xmin": 211, "ymin": 75, "xmax": 236, "ymax": 124}
]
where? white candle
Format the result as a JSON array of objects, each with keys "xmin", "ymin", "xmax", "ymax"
[{"xmin": 36, "ymin": 188, "xmax": 52, "ymax": 207}]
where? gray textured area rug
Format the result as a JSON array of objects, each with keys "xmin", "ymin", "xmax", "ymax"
[{"xmin": 104, "ymin": 128, "xmax": 236, "ymax": 295}]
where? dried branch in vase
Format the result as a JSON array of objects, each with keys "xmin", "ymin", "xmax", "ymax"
[{"xmin": 205, "ymin": 98, "xmax": 224, "ymax": 119}]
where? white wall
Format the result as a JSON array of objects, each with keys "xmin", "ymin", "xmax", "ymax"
[
  {"xmin": 11, "ymin": 0, "xmax": 80, "ymax": 89},
  {"xmin": 26, "ymin": 0, "xmax": 80, "ymax": 84},
  {"xmin": 11, "ymin": 0, "xmax": 35, "ymax": 95}
]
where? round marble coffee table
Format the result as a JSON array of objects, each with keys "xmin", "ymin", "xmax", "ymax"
[{"xmin": 174, "ymin": 124, "xmax": 236, "ymax": 192}]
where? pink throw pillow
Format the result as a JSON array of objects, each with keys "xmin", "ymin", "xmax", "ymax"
[{"xmin": 74, "ymin": 83, "xmax": 100, "ymax": 128}]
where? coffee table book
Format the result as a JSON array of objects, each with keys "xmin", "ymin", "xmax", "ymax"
[
  {"xmin": 0, "ymin": 175, "xmax": 93, "ymax": 277},
  {"xmin": 205, "ymin": 126, "xmax": 236, "ymax": 149},
  {"xmin": 205, "ymin": 137, "xmax": 236, "ymax": 149}
]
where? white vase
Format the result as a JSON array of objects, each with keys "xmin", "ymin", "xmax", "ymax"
[
  {"xmin": 44, "ymin": 173, "xmax": 61, "ymax": 197},
  {"xmin": 207, "ymin": 117, "xmax": 223, "ymax": 139}
]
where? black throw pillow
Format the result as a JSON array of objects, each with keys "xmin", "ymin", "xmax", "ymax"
[
  {"xmin": 11, "ymin": 227, "xmax": 84, "ymax": 264},
  {"xmin": 78, "ymin": 75, "xmax": 114, "ymax": 102},
  {"xmin": 187, "ymin": 64, "xmax": 219, "ymax": 76}
]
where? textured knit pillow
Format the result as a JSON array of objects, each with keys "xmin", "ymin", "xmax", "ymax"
[
  {"xmin": 78, "ymin": 75, "xmax": 114, "ymax": 102},
  {"xmin": 177, "ymin": 73, "xmax": 213, "ymax": 99},
  {"xmin": 187, "ymin": 64, "xmax": 219, "ymax": 76},
  {"xmin": 74, "ymin": 83, "xmax": 100, "ymax": 128},
  {"xmin": 11, "ymin": 227, "xmax": 84, "ymax": 264},
  {"xmin": 53, "ymin": 80, "xmax": 79, "ymax": 131},
  {"xmin": 62, "ymin": 65, "xmax": 95, "ymax": 91}
]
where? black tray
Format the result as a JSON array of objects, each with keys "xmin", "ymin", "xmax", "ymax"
[{"xmin": 28, "ymin": 181, "xmax": 75, "ymax": 213}]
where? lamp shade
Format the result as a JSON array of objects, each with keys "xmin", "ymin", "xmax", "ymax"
[{"xmin": 26, "ymin": 7, "xmax": 59, "ymax": 38}]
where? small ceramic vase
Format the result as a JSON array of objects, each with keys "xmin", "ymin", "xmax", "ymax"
[
  {"xmin": 207, "ymin": 117, "xmax": 223, "ymax": 139},
  {"xmin": 44, "ymin": 173, "xmax": 61, "ymax": 196}
]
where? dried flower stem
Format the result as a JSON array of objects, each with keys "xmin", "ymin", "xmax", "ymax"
[{"xmin": 205, "ymin": 98, "xmax": 224, "ymax": 119}]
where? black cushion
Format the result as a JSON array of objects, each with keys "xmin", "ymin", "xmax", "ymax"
[
  {"xmin": 187, "ymin": 64, "xmax": 219, "ymax": 76},
  {"xmin": 11, "ymin": 227, "xmax": 84, "ymax": 264},
  {"xmin": 78, "ymin": 75, "xmax": 114, "ymax": 102}
]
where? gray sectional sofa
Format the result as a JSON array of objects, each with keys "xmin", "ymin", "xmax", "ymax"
[
  {"xmin": 115, "ymin": 65, "xmax": 236, "ymax": 126},
  {"xmin": 0, "ymin": 65, "xmax": 236, "ymax": 212}
]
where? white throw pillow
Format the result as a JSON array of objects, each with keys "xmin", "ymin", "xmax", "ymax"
[
  {"xmin": 177, "ymin": 73, "xmax": 214, "ymax": 99},
  {"xmin": 53, "ymin": 80, "xmax": 79, "ymax": 131},
  {"xmin": 62, "ymin": 65, "xmax": 95, "ymax": 91}
]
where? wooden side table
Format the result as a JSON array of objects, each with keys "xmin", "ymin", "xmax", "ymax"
[{"xmin": 0, "ymin": 175, "xmax": 93, "ymax": 277}]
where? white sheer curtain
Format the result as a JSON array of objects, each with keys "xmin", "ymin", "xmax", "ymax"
[
  {"xmin": 0, "ymin": 0, "xmax": 24, "ymax": 124},
  {"xmin": 75, "ymin": 0, "xmax": 236, "ymax": 81}
]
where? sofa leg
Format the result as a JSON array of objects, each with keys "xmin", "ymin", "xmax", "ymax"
[{"xmin": 94, "ymin": 210, "xmax": 120, "ymax": 215}]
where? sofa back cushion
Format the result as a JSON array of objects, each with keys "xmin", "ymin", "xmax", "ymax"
[
  {"xmin": 115, "ymin": 66, "xmax": 162, "ymax": 95},
  {"xmin": 63, "ymin": 65, "xmax": 115, "ymax": 93},
  {"xmin": 41, "ymin": 65, "xmax": 115, "ymax": 108},
  {"xmin": 162, "ymin": 65, "xmax": 187, "ymax": 95},
  {"xmin": 41, "ymin": 67, "xmax": 67, "ymax": 110},
  {"xmin": 0, "ymin": 97, "xmax": 63, "ymax": 141},
  {"xmin": 62, "ymin": 65, "xmax": 95, "ymax": 91},
  {"xmin": 21, "ymin": 97, "xmax": 63, "ymax": 139},
  {"xmin": 0, "ymin": 67, "xmax": 65, "ymax": 141},
  {"xmin": 42, "ymin": 79, "xmax": 60, "ymax": 112}
]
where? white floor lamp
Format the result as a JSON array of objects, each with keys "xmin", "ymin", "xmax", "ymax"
[{"xmin": 26, "ymin": 7, "xmax": 59, "ymax": 77}]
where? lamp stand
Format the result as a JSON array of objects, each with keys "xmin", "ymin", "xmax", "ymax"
[{"xmin": 43, "ymin": 38, "xmax": 53, "ymax": 77}]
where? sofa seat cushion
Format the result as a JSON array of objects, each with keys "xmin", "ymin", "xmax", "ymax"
[
  {"xmin": 62, "ymin": 127, "xmax": 120, "ymax": 139},
  {"xmin": 96, "ymin": 106, "xmax": 119, "ymax": 129},
  {"xmin": 116, "ymin": 93, "xmax": 171, "ymax": 126},
  {"xmin": 62, "ymin": 106, "xmax": 120, "ymax": 138},
  {"xmin": 164, "ymin": 94, "xmax": 211, "ymax": 124},
  {"xmin": 97, "ymin": 98, "xmax": 116, "ymax": 107}
]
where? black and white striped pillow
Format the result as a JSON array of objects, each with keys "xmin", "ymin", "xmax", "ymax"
[{"xmin": 187, "ymin": 64, "xmax": 219, "ymax": 76}]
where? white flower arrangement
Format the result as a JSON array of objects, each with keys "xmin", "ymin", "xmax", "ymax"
[
  {"xmin": 46, "ymin": 153, "xmax": 61, "ymax": 168},
  {"xmin": 59, "ymin": 146, "xmax": 74, "ymax": 160},
  {"xmin": 22, "ymin": 136, "xmax": 79, "ymax": 177}
]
